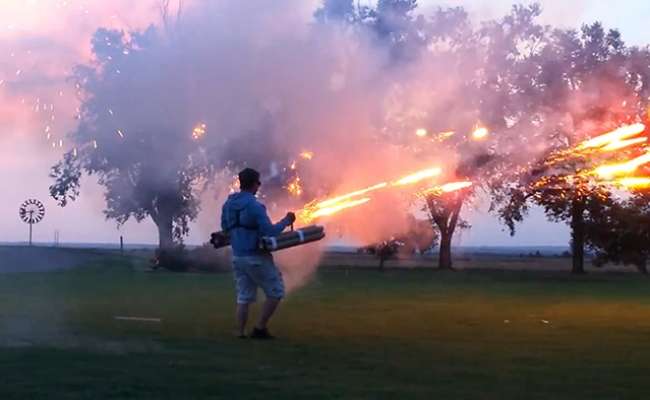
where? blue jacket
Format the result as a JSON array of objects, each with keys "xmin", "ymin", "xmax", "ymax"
[{"xmin": 221, "ymin": 191, "xmax": 292, "ymax": 257}]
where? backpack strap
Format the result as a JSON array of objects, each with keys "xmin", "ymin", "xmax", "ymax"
[{"xmin": 227, "ymin": 208, "xmax": 258, "ymax": 232}]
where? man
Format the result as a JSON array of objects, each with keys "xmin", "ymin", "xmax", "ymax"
[{"xmin": 221, "ymin": 167, "xmax": 296, "ymax": 339}]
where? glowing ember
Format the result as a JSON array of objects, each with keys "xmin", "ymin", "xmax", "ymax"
[
  {"xmin": 300, "ymin": 151, "xmax": 314, "ymax": 160},
  {"xmin": 392, "ymin": 167, "xmax": 441, "ymax": 186},
  {"xmin": 415, "ymin": 128, "xmax": 428, "ymax": 138},
  {"xmin": 192, "ymin": 123, "xmax": 207, "ymax": 140},
  {"xmin": 286, "ymin": 176, "xmax": 303, "ymax": 197},
  {"xmin": 471, "ymin": 126, "xmax": 489, "ymax": 140}
]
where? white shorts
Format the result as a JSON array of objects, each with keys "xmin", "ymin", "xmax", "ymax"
[{"xmin": 232, "ymin": 254, "xmax": 285, "ymax": 304}]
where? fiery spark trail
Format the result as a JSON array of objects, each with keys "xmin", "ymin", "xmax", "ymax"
[
  {"xmin": 420, "ymin": 181, "xmax": 473, "ymax": 197},
  {"xmin": 300, "ymin": 197, "xmax": 371, "ymax": 222},
  {"xmin": 315, "ymin": 183, "xmax": 388, "ymax": 209},
  {"xmin": 440, "ymin": 181, "xmax": 473, "ymax": 193},
  {"xmin": 601, "ymin": 137, "xmax": 647, "ymax": 152},
  {"xmin": 296, "ymin": 166, "xmax": 443, "ymax": 222},
  {"xmin": 594, "ymin": 152, "xmax": 650, "ymax": 179},
  {"xmin": 543, "ymin": 123, "xmax": 647, "ymax": 168},
  {"xmin": 391, "ymin": 167, "xmax": 441, "ymax": 186},
  {"xmin": 577, "ymin": 123, "xmax": 646, "ymax": 150},
  {"xmin": 610, "ymin": 177, "xmax": 650, "ymax": 189}
]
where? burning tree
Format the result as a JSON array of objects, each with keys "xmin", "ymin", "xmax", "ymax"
[
  {"xmin": 385, "ymin": 5, "xmax": 550, "ymax": 269},
  {"xmin": 493, "ymin": 21, "xmax": 650, "ymax": 273}
]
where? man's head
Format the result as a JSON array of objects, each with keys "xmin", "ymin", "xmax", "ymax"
[{"xmin": 238, "ymin": 168, "xmax": 261, "ymax": 194}]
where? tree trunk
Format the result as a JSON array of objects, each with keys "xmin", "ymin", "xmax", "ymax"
[
  {"xmin": 156, "ymin": 213, "xmax": 174, "ymax": 250},
  {"xmin": 438, "ymin": 231, "xmax": 453, "ymax": 270},
  {"xmin": 570, "ymin": 201, "xmax": 585, "ymax": 274},
  {"xmin": 429, "ymin": 195, "xmax": 465, "ymax": 271}
]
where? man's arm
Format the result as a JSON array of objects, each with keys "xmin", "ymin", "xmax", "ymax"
[
  {"xmin": 220, "ymin": 203, "xmax": 229, "ymax": 232},
  {"xmin": 250, "ymin": 202, "xmax": 292, "ymax": 237}
]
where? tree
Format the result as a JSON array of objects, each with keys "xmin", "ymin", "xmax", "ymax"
[
  {"xmin": 314, "ymin": 0, "xmax": 358, "ymax": 24},
  {"xmin": 497, "ymin": 174, "xmax": 616, "ymax": 274},
  {"xmin": 586, "ymin": 192, "xmax": 650, "ymax": 274},
  {"xmin": 50, "ymin": 25, "xmax": 219, "ymax": 249},
  {"xmin": 493, "ymin": 22, "xmax": 650, "ymax": 273},
  {"xmin": 424, "ymin": 189, "xmax": 470, "ymax": 269},
  {"xmin": 399, "ymin": 5, "xmax": 548, "ymax": 269}
]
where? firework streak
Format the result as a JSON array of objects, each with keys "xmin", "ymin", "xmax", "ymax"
[{"xmin": 535, "ymin": 123, "xmax": 650, "ymax": 190}]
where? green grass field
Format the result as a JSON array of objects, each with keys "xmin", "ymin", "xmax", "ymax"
[{"xmin": 2, "ymin": 252, "xmax": 650, "ymax": 399}]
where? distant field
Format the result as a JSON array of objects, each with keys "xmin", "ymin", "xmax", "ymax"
[{"xmin": 1, "ymin": 248, "xmax": 650, "ymax": 399}]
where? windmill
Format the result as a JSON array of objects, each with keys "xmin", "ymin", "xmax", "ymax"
[{"xmin": 19, "ymin": 199, "xmax": 45, "ymax": 246}]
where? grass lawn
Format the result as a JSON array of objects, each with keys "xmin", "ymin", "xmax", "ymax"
[{"xmin": 1, "ymin": 254, "xmax": 650, "ymax": 399}]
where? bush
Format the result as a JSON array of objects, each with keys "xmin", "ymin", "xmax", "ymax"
[{"xmin": 152, "ymin": 244, "xmax": 232, "ymax": 272}]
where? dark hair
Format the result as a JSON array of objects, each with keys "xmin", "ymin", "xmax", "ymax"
[{"xmin": 238, "ymin": 168, "xmax": 261, "ymax": 190}]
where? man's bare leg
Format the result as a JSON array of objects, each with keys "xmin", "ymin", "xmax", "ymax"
[
  {"xmin": 255, "ymin": 297, "xmax": 280, "ymax": 330},
  {"xmin": 236, "ymin": 303, "xmax": 249, "ymax": 336}
]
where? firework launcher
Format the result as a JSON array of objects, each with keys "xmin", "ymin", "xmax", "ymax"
[{"xmin": 209, "ymin": 225, "xmax": 326, "ymax": 252}]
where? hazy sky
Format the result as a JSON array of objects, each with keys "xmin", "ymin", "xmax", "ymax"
[{"xmin": 1, "ymin": 1, "xmax": 648, "ymax": 246}]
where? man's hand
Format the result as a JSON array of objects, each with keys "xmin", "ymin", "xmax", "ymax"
[{"xmin": 285, "ymin": 212, "xmax": 296, "ymax": 225}]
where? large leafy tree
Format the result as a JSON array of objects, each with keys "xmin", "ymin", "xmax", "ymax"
[
  {"xmin": 402, "ymin": 4, "xmax": 549, "ymax": 269},
  {"xmin": 49, "ymin": 24, "xmax": 224, "ymax": 249}
]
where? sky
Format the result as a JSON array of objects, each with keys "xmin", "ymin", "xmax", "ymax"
[{"xmin": 0, "ymin": 0, "xmax": 648, "ymax": 247}]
